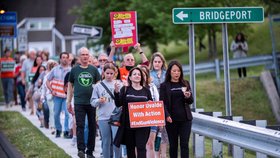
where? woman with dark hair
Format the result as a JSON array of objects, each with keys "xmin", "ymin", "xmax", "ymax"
[
  {"xmin": 160, "ymin": 60, "xmax": 193, "ymax": 158},
  {"xmin": 114, "ymin": 67, "xmax": 152, "ymax": 158},
  {"xmin": 29, "ymin": 65, "xmax": 46, "ymax": 127},
  {"xmin": 230, "ymin": 32, "xmax": 248, "ymax": 78}
]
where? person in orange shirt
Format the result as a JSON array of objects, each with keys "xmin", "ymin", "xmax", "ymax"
[
  {"xmin": 0, "ymin": 49, "xmax": 16, "ymax": 108},
  {"xmin": 109, "ymin": 42, "xmax": 149, "ymax": 86}
]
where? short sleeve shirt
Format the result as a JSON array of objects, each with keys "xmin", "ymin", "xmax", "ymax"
[{"xmin": 69, "ymin": 65, "xmax": 101, "ymax": 105}]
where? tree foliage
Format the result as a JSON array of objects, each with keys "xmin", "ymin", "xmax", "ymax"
[{"xmin": 71, "ymin": 0, "xmax": 270, "ymax": 57}]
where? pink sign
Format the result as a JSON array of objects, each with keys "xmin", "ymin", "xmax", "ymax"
[{"xmin": 110, "ymin": 11, "xmax": 138, "ymax": 47}]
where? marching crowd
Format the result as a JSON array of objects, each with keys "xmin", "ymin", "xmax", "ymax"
[{"xmin": 0, "ymin": 41, "xmax": 193, "ymax": 158}]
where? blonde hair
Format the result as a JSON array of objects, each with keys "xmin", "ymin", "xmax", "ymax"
[{"xmin": 149, "ymin": 52, "xmax": 167, "ymax": 70}]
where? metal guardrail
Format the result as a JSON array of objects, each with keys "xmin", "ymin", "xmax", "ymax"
[
  {"xmin": 183, "ymin": 53, "xmax": 280, "ymax": 77},
  {"xmin": 192, "ymin": 112, "xmax": 280, "ymax": 157}
]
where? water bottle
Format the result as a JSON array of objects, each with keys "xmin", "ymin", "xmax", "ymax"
[{"xmin": 154, "ymin": 132, "xmax": 162, "ymax": 151}]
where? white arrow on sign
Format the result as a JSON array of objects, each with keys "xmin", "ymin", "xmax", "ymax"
[
  {"xmin": 71, "ymin": 24, "xmax": 103, "ymax": 38},
  {"xmin": 176, "ymin": 11, "xmax": 188, "ymax": 21}
]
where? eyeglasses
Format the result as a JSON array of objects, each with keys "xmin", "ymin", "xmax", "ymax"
[
  {"xmin": 98, "ymin": 59, "xmax": 108, "ymax": 62},
  {"xmin": 126, "ymin": 59, "xmax": 134, "ymax": 62}
]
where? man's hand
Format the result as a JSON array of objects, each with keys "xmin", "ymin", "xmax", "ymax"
[{"xmin": 67, "ymin": 103, "xmax": 74, "ymax": 115}]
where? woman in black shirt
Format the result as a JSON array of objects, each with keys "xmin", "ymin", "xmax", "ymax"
[
  {"xmin": 114, "ymin": 67, "xmax": 152, "ymax": 158},
  {"xmin": 160, "ymin": 60, "xmax": 193, "ymax": 158}
]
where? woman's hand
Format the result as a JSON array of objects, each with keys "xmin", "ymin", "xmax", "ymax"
[
  {"xmin": 114, "ymin": 81, "xmax": 121, "ymax": 93},
  {"xmin": 99, "ymin": 97, "xmax": 107, "ymax": 104},
  {"xmin": 146, "ymin": 132, "xmax": 156, "ymax": 147},
  {"xmin": 184, "ymin": 91, "xmax": 191, "ymax": 98}
]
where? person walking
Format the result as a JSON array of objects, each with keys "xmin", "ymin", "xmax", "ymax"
[
  {"xmin": 67, "ymin": 47, "xmax": 101, "ymax": 158},
  {"xmin": 15, "ymin": 55, "xmax": 27, "ymax": 111},
  {"xmin": 46, "ymin": 52, "xmax": 71, "ymax": 138},
  {"xmin": 230, "ymin": 32, "xmax": 248, "ymax": 78},
  {"xmin": 114, "ymin": 67, "xmax": 152, "ymax": 158},
  {"xmin": 160, "ymin": 60, "xmax": 193, "ymax": 158},
  {"xmin": 91, "ymin": 62, "xmax": 122, "ymax": 158},
  {"xmin": 0, "ymin": 49, "xmax": 16, "ymax": 108},
  {"xmin": 149, "ymin": 52, "xmax": 169, "ymax": 158}
]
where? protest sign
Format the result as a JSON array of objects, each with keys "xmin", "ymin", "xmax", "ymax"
[
  {"xmin": 110, "ymin": 11, "xmax": 138, "ymax": 48},
  {"xmin": 128, "ymin": 101, "xmax": 165, "ymax": 128}
]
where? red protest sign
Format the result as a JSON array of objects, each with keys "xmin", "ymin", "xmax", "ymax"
[
  {"xmin": 110, "ymin": 11, "xmax": 138, "ymax": 48},
  {"xmin": 128, "ymin": 101, "xmax": 165, "ymax": 128}
]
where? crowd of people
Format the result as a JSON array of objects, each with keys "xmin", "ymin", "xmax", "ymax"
[{"xmin": 0, "ymin": 41, "xmax": 194, "ymax": 158}]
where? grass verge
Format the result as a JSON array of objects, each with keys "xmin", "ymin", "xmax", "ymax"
[{"xmin": 0, "ymin": 111, "xmax": 70, "ymax": 158}]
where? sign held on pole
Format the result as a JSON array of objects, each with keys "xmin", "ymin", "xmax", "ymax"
[{"xmin": 71, "ymin": 24, "xmax": 103, "ymax": 38}]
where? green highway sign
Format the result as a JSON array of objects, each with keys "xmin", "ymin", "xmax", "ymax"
[{"xmin": 173, "ymin": 7, "xmax": 264, "ymax": 24}]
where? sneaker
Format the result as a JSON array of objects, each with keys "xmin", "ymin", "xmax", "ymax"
[
  {"xmin": 55, "ymin": 130, "xmax": 61, "ymax": 138},
  {"xmin": 78, "ymin": 150, "xmax": 85, "ymax": 158},
  {"xmin": 71, "ymin": 137, "xmax": 77, "ymax": 146},
  {"xmin": 64, "ymin": 131, "xmax": 72, "ymax": 139},
  {"xmin": 86, "ymin": 154, "xmax": 95, "ymax": 158},
  {"xmin": 51, "ymin": 127, "xmax": 55, "ymax": 135},
  {"xmin": 8, "ymin": 101, "xmax": 14, "ymax": 107},
  {"xmin": 86, "ymin": 150, "xmax": 95, "ymax": 158}
]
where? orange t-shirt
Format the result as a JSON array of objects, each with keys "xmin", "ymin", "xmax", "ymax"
[
  {"xmin": 0, "ymin": 57, "xmax": 15, "ymax": 78},
  {"xmin": 119, "ymin": 67, "xmax": 129, "ymax": 82}
]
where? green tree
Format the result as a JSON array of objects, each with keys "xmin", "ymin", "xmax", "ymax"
[{"xmin": 71, "ymin": 0, "xmax": 267, "ymax": 58}]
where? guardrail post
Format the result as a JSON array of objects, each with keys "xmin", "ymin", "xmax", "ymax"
[
  {"xmin": 194, "ymin": 109, "xmax": 205, "ymax": 158},
  {"xmin": 232, "ymin": 116, "xmax": 244, "ymax": 158},
  {"xmin": 215, "ymin": 59, "xmax": 220, "ymax": 82},
  {"xmin": 256, "ymin": 120, "xmax": 268, "ymax": 158},
  {"xmin": 211, "ymin": 112, "xmax": 223, "ymax": 158}
]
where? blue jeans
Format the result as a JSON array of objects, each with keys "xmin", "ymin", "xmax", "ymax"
[
  {"xmin": 84, "ymin": 115, "xmax": 88, "ymax": 145},
  {"xmin": 53, "ymin": 96, "xmax": 69, "ymax": 131},
  {"xmin": 111, "ymin": 125, "xmax": 122, "ymax": 158},
  {"xmin": 1, "ymin": 78, "xmax": 14, "ymax": 104},
  {"xmin": 17, "ymin": 82, "xmax": 26, "ymax": 109},
  {"xmin": 98, "ymin": 120, "xmax": 112, "ymax": 158},
  {"xmin": 42, "ymin": 98, "xmax": 49, "ymax": 126}
]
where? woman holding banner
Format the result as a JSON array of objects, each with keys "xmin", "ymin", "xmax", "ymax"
[
  {"xmin": 114, "ymin": 67, "xmax": 152, "ymax": 158},
  {"xmin": 160, "ymin": 60, "xmax": 193, "ymax": 158}
]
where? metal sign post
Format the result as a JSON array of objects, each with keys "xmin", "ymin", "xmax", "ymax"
[
  {"xmin": 222, "ymin": 23, "xmax": 232, "ymax": 116},
  {"xmin": 269, "ymin": 14, "xmax": 280, "ymax": 94},
  {"xmin": 189, "ymin": 24, "xmax": 196, "ymax": 109}
]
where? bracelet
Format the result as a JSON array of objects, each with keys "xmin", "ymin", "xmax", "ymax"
[{"xmin": 139, "ymin": 51, "xmax": 143, "ymax": 54}]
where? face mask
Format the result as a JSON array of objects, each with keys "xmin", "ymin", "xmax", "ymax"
[{"xmin": 126, "ymin": 66, "xmax": 134, "ymax": 71}]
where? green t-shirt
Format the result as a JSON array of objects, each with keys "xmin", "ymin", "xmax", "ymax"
[{"xmin": 69, "ymin": 65, "xmax": 101, "ymax": 105}]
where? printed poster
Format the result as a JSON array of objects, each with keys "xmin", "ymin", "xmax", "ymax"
[
  {"xmin": 110, "ymin": 11, "xmax": 138, "ymax": 48},
  {"xmin": 128, "ymin": 101, "xmax": 165, "ymax": 128}
]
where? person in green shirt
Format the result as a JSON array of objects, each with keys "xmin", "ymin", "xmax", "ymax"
[{"xmin": 67, "ymin": 47, "xmax": 101, "ymax": 158}]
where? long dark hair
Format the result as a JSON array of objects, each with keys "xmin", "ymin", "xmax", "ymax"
[
  {"xmin": 33, "ymin": 56, "xmax": 43, "ymax": 67},
  {"xmin": 165, "ymin": 60, "xmax": 188, "ymax": 86},
  {"xmin": 127, "ymin": 67, "xmax": 145, "ymax": 87},
  {"xmin": 235, "ymin": 32, "xmax": 246, "ymax": 43},
  {"xmin": 31, "ymin": 65, "xmax": 46, "ymax": 84}
]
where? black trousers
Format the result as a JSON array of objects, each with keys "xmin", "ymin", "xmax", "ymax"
[
  {"xmin": 75, "ymin": 104, "xmax": 96, "ymax": 155},
  {"xmin": 166, "ymin": 121, "xmax": 192, "ymax": 158},
  {"xmin": 238, "ymin": 67, "xmax": 247, "ymax": 78},
  {"xmin": 124, "ymin": 127, "xmax": 150, "ymax": 158}
]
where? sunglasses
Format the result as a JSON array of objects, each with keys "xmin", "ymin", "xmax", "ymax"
[{"xmin": 98, "ymin": 59, "xmax": 108, "ymax": 62}]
